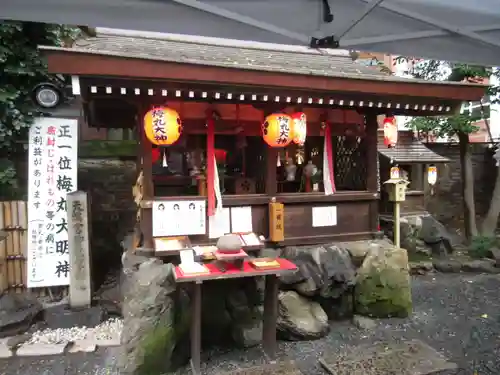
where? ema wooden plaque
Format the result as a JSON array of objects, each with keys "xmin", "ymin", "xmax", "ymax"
[{"xmin": 269, "ymin": 202, "xmax": 284, "ymax": 242}]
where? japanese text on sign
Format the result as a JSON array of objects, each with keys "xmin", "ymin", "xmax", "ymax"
[
  {"xmin": 152, "ymin": 109, "xmax": 168, "ymax": 142},
  {"xmin": 67, "ymin": 191, "xmax": 91, "ymax": 308},
  {"xmin": 276, "ymin": 115, "xmax": 290, "ymax": 145},
  {"xmin": 27, "ymin": 118, "xmax": 78, "ymax": 288}
]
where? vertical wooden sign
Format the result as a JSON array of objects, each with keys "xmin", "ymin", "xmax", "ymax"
[
  {"xmin": 67, "ymin": 191, "xmax": 91, "ymax": 308},
  {"xmin": 269, "ymin": 202, "xmax": 284, "ymax": 242}
]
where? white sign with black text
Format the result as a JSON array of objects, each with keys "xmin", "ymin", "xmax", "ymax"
[
  {"xmin": 27, "ymin": 118, "xmax": 78, "ymax": 288},
  {"xmin": 152, "ymin": 200, "xmax": 206, "ymax": 236}
]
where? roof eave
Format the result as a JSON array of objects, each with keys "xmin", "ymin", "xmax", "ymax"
[{"xmin": 39, "ymin": 48, "xmax": 487, "ymax": 103}]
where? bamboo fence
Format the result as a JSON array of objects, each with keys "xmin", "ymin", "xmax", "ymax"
[{"xmin": 0, "ymin": 201, "xmax": 67, "ymax": 298}]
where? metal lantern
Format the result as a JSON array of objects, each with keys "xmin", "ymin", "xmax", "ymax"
[
  {"xmin": 291, "ymin": 112, "xmax": 307, "ymax": 146},
  {"xmin": 427, "ymin": 165, "xmax": 437, "ymax": 186},
  {"xmin": 383, "ymin": 116, "xmax": 398, "ymax": 148},
  {"xmin": 144, "ymin": 106, "xmax": 182, "ymax": 146},
  {"xmin": 262, "ymin": 113, "xmax": 293, "ymax": 147}
]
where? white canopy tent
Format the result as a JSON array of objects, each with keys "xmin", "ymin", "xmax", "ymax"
[{"xmin": 1, "ymin": 0, "xmax": 500, "ymax": 66}]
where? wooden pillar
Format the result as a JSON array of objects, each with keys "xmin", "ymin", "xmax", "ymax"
[
  {"xmin": 266, "ymin": 148, "xmax": 277, "ymax": 195},
  {"xmin": 140, "ymin": 104, "xmax": 154, "ymax": 250},
  {"xmin": 365, "ymin": 113, "xmax": 379, "ymax": 233}
]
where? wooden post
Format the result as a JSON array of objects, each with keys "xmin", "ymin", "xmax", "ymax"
[
  {"xmin": 266, "ymin": 148, "xmax": 277, "ymax": 195},
  {"xmin": 140, "ymin": 105, "xmax": 154, "ymax": 250},
  {"xmin": 262, "ymin": 274, "xmax": 279, "ymax": 360},
  {"xmin": 365, "ymin": 113, "xmax": 379, "ymax": 234}
]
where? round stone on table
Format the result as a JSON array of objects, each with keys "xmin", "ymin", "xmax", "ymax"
[{"xmin": 216, "ymin": 234, "xmax": 243, "ymax": 253}]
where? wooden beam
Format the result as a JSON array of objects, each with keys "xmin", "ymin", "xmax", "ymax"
[
  {"xmin": 45, "ymin": 51, "xmax": 486, "ymax": 102},
  {"xmin": 139, "ymin": 104, "xmax": 154, "ymax": 250},
  {"xmin": 365, "ymin": 113, "xmax": 379, "ymax": 234}
]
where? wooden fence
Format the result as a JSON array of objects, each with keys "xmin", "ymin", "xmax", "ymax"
[{"xmin": 0, "ymin": 201, "xmax": 67, "ymax": 298}]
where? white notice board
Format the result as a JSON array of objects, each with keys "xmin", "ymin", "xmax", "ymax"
[
  {"xmin": 312, "ymin": 206, "xmax": 337, "ymax": 227},
  {"xmin": 153, "ymin": 200, "xmax": 206, "ymax": 236},
  {"xmin": 27, "ymin": 117, "xmax": 78, "ymax": 288}
]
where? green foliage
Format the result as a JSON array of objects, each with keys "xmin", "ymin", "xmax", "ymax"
[
  {"xmin": 0, "ymin": 21, "xmax": 80, "ymax": 197},
  {"xmin": 468, "ymin": 235, "xmax": 497, "ymax": 259},
  {"xmin": 395, "ymin": 57, "xmax": 495, "ymax": 139},
  {"xmin": 79, "ymin": 140, "xmax": 138, "ymax": 158}
]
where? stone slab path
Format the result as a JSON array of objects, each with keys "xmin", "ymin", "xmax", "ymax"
[
  {"xmin": 0, "ymin": 273, "xmax": 499, "ymax": 375},
  {"xmin": 319, "ymin": 339, "xmax": 456, "ymax": 375}
]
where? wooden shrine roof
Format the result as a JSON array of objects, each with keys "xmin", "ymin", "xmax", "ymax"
[
  {"xmin": 44, "ymin": 33, "xmax": 393, "ymax": 82},
  {"xmin": 41, "ymin": 30, "xmax": 482, "ymax": 88},
  {"xmin": 39, "ymin": 29, "xmax": 486, "ymax": 113},
  {"xmin": 377, "ymin": 130, "xmax": 450, "ymax": 164}
]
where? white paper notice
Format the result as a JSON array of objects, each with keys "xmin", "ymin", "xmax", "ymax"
[
  {"xmin": 152, "ymin": 200, "xmax": 206, "ymax": 236},
  {"xmin": 312, "ymin": 206, "xmax": 337, "ymax": 227},
  {"xmin": 230, "ymin": 206, "xmax": 253, "ymax": 233},
  {"xmin": 180, "ymin": 249, "xmax": 194, "ymax": 265},
  {"xmin": 208, "ymin": 207, "xmax": 230, "ymax": 239},
  {"xmin": 27, "ymin": 118, "xmax": 78, "ymax": 288}
]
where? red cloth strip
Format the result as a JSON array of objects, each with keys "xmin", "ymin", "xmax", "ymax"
[
  {"xmin": 206, "ymin": 115, "xmax": 215, "ymax": 216},
  {"xmin": 324, "ymin": 122, "xmax": 336, "ymax": 193}
]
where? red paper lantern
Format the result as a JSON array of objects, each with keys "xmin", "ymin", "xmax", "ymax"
[
  {"xmin": 383, "ymin": 116, "xmax": 398, "ymax": 147},
  {"xmin": 262, "ymin": 114, "xmax": 293, "ymax": 147},
  {"xmin": 144, "ymin": 106, "xmax": 182, "ymax": 146},
  {"xmin": 291, "ymin": 112, "xmax": 307, "ymax": 146}
]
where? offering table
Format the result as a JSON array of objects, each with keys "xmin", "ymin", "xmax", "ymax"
[{"xmin": 174, "ymin": 258, "xmax": 297, "ymax": 375}]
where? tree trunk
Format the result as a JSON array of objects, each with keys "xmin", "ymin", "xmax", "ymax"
[
  {"xmin": 481, "ymin": 162, "xmax": 500, "ymax": 235},
  {"xmin": 458, "ymin": 132, "xmax": 478, "ymax": 239}
]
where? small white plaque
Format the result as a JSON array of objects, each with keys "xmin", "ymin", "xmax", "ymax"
[{"xmin": 312, "ymin": 206, "xmax": 337, "ymax": 227}]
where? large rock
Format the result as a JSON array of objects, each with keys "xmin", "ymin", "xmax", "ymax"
[
  {"xmin": 280, "ymin": 244, "xmax": 356, "ymax": 299},
  {"xmin": 319, "ymin": 290, "xmax": 354, "ymax": 320},
  {"xmin": 44, "ymin": 304, "xmax": 107, "ymax": 329},
  {"xmin": 419, "ymin": 216, "xmax": 454, "ymax": 256},
  {"xmin": 118, "ymin": 258, "xmax": 182, "ymax": 375},
  {"xmin": 354, "ymin": 246, "xmax": 412, "ymax": 318},
  {"xmin": 0, "ymin": 293, "xmax": 43, "ymax": 338},
  {"xmin": 277, "ymin": 291, "xmax": 329, "ymax": 340}
]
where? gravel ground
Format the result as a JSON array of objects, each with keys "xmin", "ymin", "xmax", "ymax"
[
  {"xmin": 1, "ymin": 273, "xmax": 499, "ymax": 375},
  {"xmin": 28, "ymin": 318, "xmax": 123, "ymax": 344}
]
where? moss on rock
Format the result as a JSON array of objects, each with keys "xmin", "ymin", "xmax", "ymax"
[
  {"xmin": 354, "ymin": 247, "xmax": 412, "ymax": 318},
  {"xmin": 136, "ymin": 314, "xmax": 176, "ymax": 375}
]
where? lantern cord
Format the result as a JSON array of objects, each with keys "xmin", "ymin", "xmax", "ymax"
[{"xmin": 277, "ymin": 153, "xmax": 281, "ymax": 167}]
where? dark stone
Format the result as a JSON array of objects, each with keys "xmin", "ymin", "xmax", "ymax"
[
  {"xmin": 489, "ymin": 247, "xmax": 500, "ymax": 267},
  {"xmin": 280, "ymin": 244, "xmax": 356, "ymax": 299},
  {"xmin": 6, "ymin": 333, "xmax": 32, "ymax": 349},
  {"xmin": 461, "ymin": 259, "xmax": 500, "ymax": 274},
  {"xmin": 420, "ymin": 216, "xmax": 454, "ymax": 254},
  {"xmin": 0, "ymin": 293, "xmax": 43, "ymax": 338},
  {"xmin": 118, "ymin": 259, "xmax": 178, "ymax": 375},
  {"xmin": 201, "ymin": 281, "xmax": 232, "ymax": 346},
  {"xmin": 319, "ymin": 290, "xmax": 354, "ymax": 321},
  {"xmin": 95, "ymin": 269, "xmax": 122, "ymax": 317},
  {"xmin": 432, "ymin": 259, "xmax": 462, "ymax": 273},
  {"xmin": 43, "ymin": 305, "xmax": 107, "ymax": 329}
]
